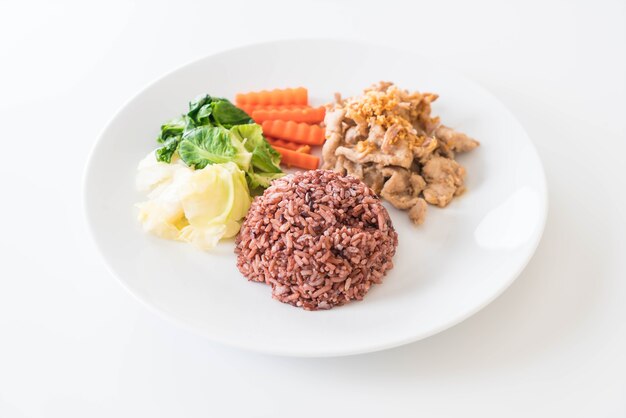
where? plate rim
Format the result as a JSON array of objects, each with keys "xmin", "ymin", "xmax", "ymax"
[{"xmin": 83, "ymin": 38, "xmax": 549, "ymax": 357}]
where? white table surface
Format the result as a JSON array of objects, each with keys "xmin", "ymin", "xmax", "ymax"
[{"xmin": 1, "ymin": 0, "xmax": 625, "ymax": 416}]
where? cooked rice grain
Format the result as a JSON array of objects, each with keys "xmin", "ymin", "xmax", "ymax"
[{"xmin": 235, "ymin": 170, "xmax": 398, "ymax": 310}]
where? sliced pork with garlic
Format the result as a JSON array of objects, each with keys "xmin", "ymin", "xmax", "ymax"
[{"xmin": 322, "ymin": 82, "xmax": 479, "ymax": 224}]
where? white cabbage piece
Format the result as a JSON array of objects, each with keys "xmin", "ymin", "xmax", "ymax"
[{"xmin": 136, "ymin": 152, "xmax": 251, "ymax": 250}]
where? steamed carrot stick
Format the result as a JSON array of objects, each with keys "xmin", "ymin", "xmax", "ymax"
[
  {"xmin": 252, "ymin": 106, "xmax": 326, "ymax": 124},
  {"xmin": 236, "ymin": 88, "xmax": 308, "ymax": 107},
  {"xmin": 296, "ymin": 145, "xmax": 312, "ymax": 154},
  {"xmin": 250, "ymin": 105, "xmax": 311, "ymax": 111},
  {"xmin": 238, "ymin": 104, "xmax": 310, "ymax": 115},
  {"xmin": 273, "ymin": 146, "xmax": 320, "ymax": 170},
  {"xmin": 262, "ymin": 120, "xmax": 325, "ymax": 146},
  {"xmin": 266, "ymin": 137, "xmax": 299, "ymax": 151},
  {"xmin": 266, "ymin": 137, "xmax": 311, "ymax": 153}
]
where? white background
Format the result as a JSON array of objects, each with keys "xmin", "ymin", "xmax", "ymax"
[{"xmin": 1, "ymin": 0, "xmax": 625, "ymax": 416}]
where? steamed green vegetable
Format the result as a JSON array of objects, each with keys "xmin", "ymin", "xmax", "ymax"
[
  {"xmin": 187, "ymin": 94, "xmax": 253, "ymax": 127},
  {"xmin": 155, "ymin": 115, "xmax": 191, "ymax": 163},
  {"xmin": 153, "ymin": 94, "xmax": 283, "ymax": 190},
  {"xmin": 230, "ymin": 124, "xmax": 282, "ymax": 190},
  {"xmin": 210, "ymin": 100, "xmax": 255, "ymax": 128},
  {"xmin": 231, "ymin": 124, "xmax": 281, "ymax": 172},
  {"xmin": 246, "ymin": 172, "xmax": 286, "ymax": 190},
  {"xmin": 179, "ymin": 126, "xmax": 252, "ymax": 171},
  {"xmin": 157, "ymin": 115, "xmax": 188, "ymax": 143}
]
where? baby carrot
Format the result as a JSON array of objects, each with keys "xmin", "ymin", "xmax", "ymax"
[
  {"xmin": 252, "ymin": 107, "xmax": 326, "ymax": 124},
  {"xmin": 236, "ymin": 88, "xmax": 308, "ymax": 107},
  {"xmin": 262, "ymin": 120, "xmax": 325, "ymax": 146},
  {"xmin": 272, "ymin": 146, "xmax": 320, "ymax": 170}
]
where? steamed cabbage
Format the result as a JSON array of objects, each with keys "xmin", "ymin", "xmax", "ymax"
[{"xmin": 136, "ymin": 152, "xmax": 251, "ymax": 250}]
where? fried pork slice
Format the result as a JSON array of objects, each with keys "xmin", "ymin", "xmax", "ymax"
[
  {"xmin": 335, "ymin": 142, "xmax": 413, "ymax": 169},
  {"xmin": 412, "ymin": 135, "xmax": 439, "ymax": 163},
  {"xmin": 408, "ymin": 198, "xmax": 428, "ymax": 225},
  {"xmin": 322, "ymin": 82, "xmax": 479, "ymax": 225},
  {"xmin": 422, "ymin": 157, "xmax": 467, "ymax": 207},
  {"xmin": 321, "ymin": 109, "xmax": 346, "ymax": 170},
  {"xmin": 435, "ymin": 125, "xmax": 480, "ymax": 153},
  {"xmin": 379, "ymin": 167, "xmax": 425, "ymax": 210},
  {"xmin": 362, "ymin": 164, "xmax": 385, "ymax": 194}
]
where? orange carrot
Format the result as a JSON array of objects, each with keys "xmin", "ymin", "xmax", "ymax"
[
  {"xmin": 266, "ymin": 137, "xmax": 311, "ymax": 153},
  {"xmin": 252, "ymin": 106, "xmax": 326, "ymax": 124},
  {"xmin": 262, "ymin": 120, "xmax": 325, "ymax": 146},
  {"xmin": 273, "ymin": 146, "xmax": 320, "ymax": 170},
  {"xmin": 296, "ymin": 145, "xmax": 312, "ymax": 154},
  {"xmin": 236, "ymin": 87, "xmax": 308, "ymax": 107},
  {"xmin": 249, "ymin": 105, "xmax": 311, "ymax": 111},
  {"xmin": 266, "ymin": 137, "xmax": 299, "ymax": 151},
  {"xmin": 237, "ymin": 104, "xmax": 255, "ymax": 115},
  {"xmin": 238, "ymin": 104, "xmax": 310, "ymax": 115}
]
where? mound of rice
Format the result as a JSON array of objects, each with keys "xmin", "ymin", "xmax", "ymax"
[{"xmin": 235, "ymin": 170, "xmax": 398, "ymax": 310}]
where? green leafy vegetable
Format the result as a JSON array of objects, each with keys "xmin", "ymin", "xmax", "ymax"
[
  {"xmin": 187, "ymin": 95, "xmax": 213, "ymax": 125},
  {"xmin": 210, "ymin": 100, "xmax": 254, "ymax": 128},
  {"xmin": 231, "ymin": 124, "xmax": 282, "ymax": 173},
  {"xmin": 151, "ymin": 94, "xmax": 283, "ymax": 191},
  {"xmin": 155, "ymin": 135, "xmax": 182, "ymax": 163},
  {"xmin": 230, "ymin": 124, "xmax": 283, "ymax": 192},
  {"xmin": 246, "ymin": 172, "xmax": 285, "ymax": 191},
  {"xmin": 196, "ymin": 104, "xmax": 213, "ymax": 125},
  {"xmin": 155, "ymin": 115, "xmax": 193, "ymax": 162},
  {"xmin": 157, "ymin": 116, "xmax": 189, "ymax": 143},
  {"xmin": 179, "ymin": 126, "xmax": 251, "ymax": 171},
  {"xmin": 186, "ymin": 94, "xmax": 253, "ymax": 127}
]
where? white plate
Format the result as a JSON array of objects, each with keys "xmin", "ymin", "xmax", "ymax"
[{"xmin": 84, "ymin": 39, "xmax": 547, "ymax": 357}]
